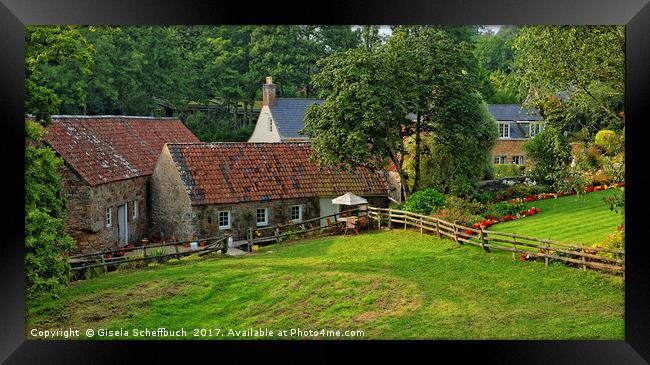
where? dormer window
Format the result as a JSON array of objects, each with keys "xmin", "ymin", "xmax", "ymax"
[
  {"xmin": 530, "ymin": 122, "xmax": 545, "ymax": 137},
  {"xmin": 498, "ymin": 122, "xmax": 510, "ymax": 139}
]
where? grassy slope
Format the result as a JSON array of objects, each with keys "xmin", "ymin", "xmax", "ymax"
[
  {"xmin": 27, "ymin": 230, "xmax": 623, "ymax": 340},
  {"xmin": 491, "ymin": 189, "xmax": 623, "ymax": 245}
]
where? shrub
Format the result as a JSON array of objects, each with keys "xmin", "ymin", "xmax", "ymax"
[
  {"xmin": 402, "ymin": 188, "xmax": 445, "ymax": 215},
  {"xmin": 493, "ymin": 164, "xmax": 526, "ymax": 178},
  {"xmin": 511, "ymin": 183, "xmax": 548, "ymax": 198},
  {"xmin": 594, "ymin": 129, "xmax": 620, "ymax": 155},
  {"xmin": 487, "ymin": 201, "xmax": 525, "ymax": 218},
  {"xmin": 442, "ymin": 196, "xmax": 486, "ymax": 226}
]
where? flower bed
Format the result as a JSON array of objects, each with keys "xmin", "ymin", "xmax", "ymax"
[
  {"xmin": 503, "ymin": 182, "xmax": 624, "ymax": 205},
  {"xmin": 464, "ymin": 207, "xmax": 541, "ymax": 236}
]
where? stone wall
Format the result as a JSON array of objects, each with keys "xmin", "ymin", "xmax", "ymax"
[
  {"xmin": 60, "ymin": 164, "xmax": 148, "ymax": 253},
  {"xmin": 190, "ymin": 197, "xmax": 320, "ymax": 240},
  {"xmin": 493, "ymin": 139, "xmax": 527, "ymax": 165},
  {"xmin": 149, "ymin": 146, "xmax": 195, "ymax": 241}
]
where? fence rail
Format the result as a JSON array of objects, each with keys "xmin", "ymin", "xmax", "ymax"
[
  {"xmin": 368, "ymin": 206, "xmax": 624, "ymax": 275},
  {"xmin": 69, "ymin": 236, "xmax": 228, "ymax": 271},
  {"xmin": 247, "ymin": 207, "xmax": 369, "ymax": 245}
]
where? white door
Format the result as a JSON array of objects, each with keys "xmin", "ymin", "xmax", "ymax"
[{"xmin": 118, "ymin": 203, "xmax": 128, "ymax": 245}]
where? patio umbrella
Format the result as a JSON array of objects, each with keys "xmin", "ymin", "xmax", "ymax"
[{"xmin": 332, "ymin": 192, "xmax": 368, "ymax": 206}]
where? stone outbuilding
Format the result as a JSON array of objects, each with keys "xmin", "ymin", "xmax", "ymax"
[
  {"xmin": 150, "ymin": 142, "xmax": 389, "ymax": 241},
  {"xmin": 44, "ymin": 115, "xmax": 200, "ymax": 252}
]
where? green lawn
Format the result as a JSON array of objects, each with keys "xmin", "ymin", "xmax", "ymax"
[
  {"xmin": 27, "ymin": 230, "xmax": 623, "ymax": 340},
  {"xmin": 492, "ymin": 189, "xmax": 623, "ymax": 245}
]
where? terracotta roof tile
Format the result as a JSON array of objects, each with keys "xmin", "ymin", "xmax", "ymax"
[
  {"xmin": 166, "ymin": 142, "xmax": 388, "ymax": 205},
  {"xmin": 45, "ymin": 116, "xmax": 200, "ymax": 186}
]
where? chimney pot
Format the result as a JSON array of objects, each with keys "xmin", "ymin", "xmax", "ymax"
[{"xmin": 262, "ymin": 76, "xmax": 276, "ymax": 106}]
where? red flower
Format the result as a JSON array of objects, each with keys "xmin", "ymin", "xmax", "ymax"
[{"xmin": 105, "ymin": 253, "xmax": 113, "ymax": 259}]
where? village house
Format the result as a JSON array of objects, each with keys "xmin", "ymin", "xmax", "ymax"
[
  {"xmin": 488, "ymin": 104, "xmax": 546, "ymax": 166},
  {"xmin": 44, "ymin": 115, "xmax": 200, "ymax": 252},
  {"xmin": 150, "ymin": 142, "xmax": 389, "ymax": 241}
]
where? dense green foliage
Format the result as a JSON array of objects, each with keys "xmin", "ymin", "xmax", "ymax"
[
  {"xmin": 492, "ymin": 164, "xmax": 526, "ymax": 178},
  {"xmin": 29, "ymin": 25, "xmax": 362, "ymax": 142},
  {"xmin": 401, "ymin": 188, "xmax": 445, "ymax": 215},
  {"xmin": 304, "ymin": 26, "xmax": 493, "ymax": 197},
  {"xmin": 404, "ymin": 102, "xmax": 498, "ymax": 196},
  {"xmin": 474, "ymin": 26, "xmax": 520, "ymax": 103},
  {"xmin": 25, "ymin": 120, "xmax": 76, "ymax": 300},
  {"xmin": 513, "ymin": 26, "xmax": 625, "ymax": 136},
  {"xmin": 523, "ymin": 126, "xmax": 572, "ymax": 187},
  {"xmin": 27, "ymin": 230, "xmax": 623, "ymax": 339},
  {"xmin": 25, "ymin": 26, "xmax": 87, "ymax": 299}
]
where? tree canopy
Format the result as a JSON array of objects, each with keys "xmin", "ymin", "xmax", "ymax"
[{"xmin": 303, "ymin": 26, "xmax": 495, "ymax": 197}]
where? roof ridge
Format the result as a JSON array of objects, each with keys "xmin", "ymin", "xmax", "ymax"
[
  {"xmin": 51, "ymin": 115, "xmax": 181, "ymax": 120},
  {"xmin": 165, "ymin": 141, "xmax": 311, "ymax": 146}
]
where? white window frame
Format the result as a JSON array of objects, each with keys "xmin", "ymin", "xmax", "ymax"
[
  {"xmin": 132, "ymin": 200, "xmax": 138, "ymax": 220},
  {"xmin": 529, "ymin": 122, "xmax": 545, "ymax": 138},
  {"xmin": 498, "ymin": 122, "xmax": 510, "ymax": 139},
  {"xmin": 512, "ymin": 155, "xmax": 525, "ymax": 165},
  {"xmin": 290, "ymin": 205, "xmax": 303, "ymax": 223},
  {"xmin": 106, "ymin": 207, "xmax": 112, "ymax": 228},
  {"xmin": 494, "ymin": 155, "xmax": 507, "ymax": 164},
  {"xmin": 256, "ymin": 207, "xmax": 268, "ymax": 227},
  {"xmin": 218, "ymin": 210, "xmax": 231, "ymax": 230}
]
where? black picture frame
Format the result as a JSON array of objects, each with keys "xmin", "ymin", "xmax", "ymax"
[{"xmin": 1, "ymin": 0, "xmax": 649, "ymax": 363}]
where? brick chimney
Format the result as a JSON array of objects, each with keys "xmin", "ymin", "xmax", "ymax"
[{"xmin": 262, "ymin": 76, "xmax": 276, "ymax": 106}]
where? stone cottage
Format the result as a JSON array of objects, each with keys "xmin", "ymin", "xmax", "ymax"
[
  {"xmin": 44, "ymin": 115, "xmax": 200, "ymax": 252},
  {"xmin": 150, "ymin": 142, "xmax": 389, "ymax": 241}
]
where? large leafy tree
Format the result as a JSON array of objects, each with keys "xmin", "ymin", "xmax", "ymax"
[
  {"xmin": 304, "ymin": 26, "xmax": 493, "ymax": 197},
  {"xmin": 513, "ymin": 26, "xmax": 625, "ymax": 133},
  {"xmin": 25, "ymin": 26, "xmax": 91, "ymax": 299}
]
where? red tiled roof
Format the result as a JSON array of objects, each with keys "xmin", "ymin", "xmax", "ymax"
[
  {"xmin": 166, "ymin": 142, "xmax": 388, "ymax": 205},
  {"xmin": 45, "ymin": 116, "xmax": 200, "ymax": 186}
]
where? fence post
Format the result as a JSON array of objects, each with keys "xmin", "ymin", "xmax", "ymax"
[
  {"xmin": 404, "ymin": 212, "xmax": 407, "ymax": 230},
  {"xmin": 454, "ymin": 224, "xmax": 459, "ymax": 243},
  {"xmin": 544, "ymin": 245, "xmax": 549, "ymax": 266},
  {"xmin": 174, "ymin": 243, "xmax": 180, "ymax": 259},
  {"xmin": 580, "ymin": 245, "xmax": 587, "ymax": 271},
  {"xmin": 419, "ymin": 215, "xmax": 423, "ymax": 234},
  {"xmin": 388, "ymin": 208, "xmax": 392, "ymax": 230},
  {"xmin": 275, "ymin": 227, "xmax": 280, "ymax": 243},
  {"xmin": 481, "ymin": 229, "xmax": 489, "ymax": 252},
  {"xmin": 435, "ymin": 218, "xmax": 440, "ymax": 238}
]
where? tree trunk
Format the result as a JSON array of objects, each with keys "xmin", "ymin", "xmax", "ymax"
[{"xmin": 412, "ymin": 113, "xmax": 422, "ymax": 193}]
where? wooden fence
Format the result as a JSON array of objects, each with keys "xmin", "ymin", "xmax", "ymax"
[
  {"xmin": 68, "ymin": 235, "xmax": 229, "ymax": 272},
  {"xmin": 368, "ymin": 206, "xmax": 624, "ymax": 276},
  {"xmin": 247, "ymin": 207, "xmax": 369, "ymax": 246}
]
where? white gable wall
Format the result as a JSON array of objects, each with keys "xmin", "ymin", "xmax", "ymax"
[{"xmin": 248, "ymin": 106, "xmax": 282, "ymax": 142}]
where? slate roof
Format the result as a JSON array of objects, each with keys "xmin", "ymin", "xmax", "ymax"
[
  {"xmin": 269, "ymin": 98, "xmax": 324, "ymax": 139},
  {"xmin": 165, "ymin": 142, "xmax": 388, "ymax": 205},
  {"xmin": 45, "ymin": 116, "xmax": 200, "ymax": 186},
  {"xmin": 487, "ymin": 104, "xmax": 543, "ymax": 122}
]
